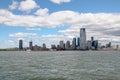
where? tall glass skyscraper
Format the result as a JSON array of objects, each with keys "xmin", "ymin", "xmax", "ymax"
[
  {"xmin": 19, "ymin": 40, "xmax": 23, "ymax": 50},
  {"xmin": 66, "ymin": 40, "xmax": 70, "ymax": 50},
  {"xmin": 60, "ymin": 41, "xmax": 64, "ymax": 49},
  {"xmin": 29, "ymin": 41, "xmax": 33, "ymax": 50},
  {"xmin": 72, "ymin": 38, "xmax": 76, "ymax": 50},
  {"xmin": 80, "ymin": 28, "xmax": 86, "ymax": 50},
  {"xmin": 77, "ymin": 37, "xmax": 80, "ymax": 47}
]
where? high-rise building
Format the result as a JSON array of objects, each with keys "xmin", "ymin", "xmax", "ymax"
[
  {"xmin": 66, "ymin": 40, "xmax": 70, "ymax": 50},
  {"xmin": 91, "ymin": 36, "xmax": 94, "ymax": 47},
  {"xmin": 87, "ymin": 40, "xmax": 92, "ymax": 50},
  {"xmin": 80, "ymin": 28, "xmax": 87, "ymax": 50},
  {"xmin": 91, "ymin": 37, "xmax": 94, "ymax": 42},
  {"xmin": 57, "ymin": 45, "xmax": 60, "ymax": 50},
  {"xmin": 93, "ymin": 40, "xmax": 98, "ymax": 50},
  {"xmin": 106, "ymin": 42, "xmax": 111, "ymax": 48},
  {"xmin": 108, "ymin": 42, "xmax": 111, "ymax": 48},
  {"xmin": 43, "ymin": 43, "xmax": 46, "ymax": 49},
  {"xmin": 51, "ymin": 44, "xmax": 56, "ymax": 49},
  {"xmin": 77, "ymin": 37, "xmax": 80, "ymax": 47},
  {"xmin": 19, "ymin": 40, "xmax": 23, "ymax": 50},
  {"xmin": 60, "ymin": 41, "xmax": 64, "ymax": 50},
  {"xmin": 72, "ymin": 38, "xmax": 76, "ymax": 50},
  {"xmin": 29, "ymin": 41, "xmax": 33, "ymax": 50}
]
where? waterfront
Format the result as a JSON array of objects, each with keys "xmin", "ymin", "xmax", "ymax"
[{"xmin": 0, "ymin": 51, "xmax": 120, "ymax": 80}]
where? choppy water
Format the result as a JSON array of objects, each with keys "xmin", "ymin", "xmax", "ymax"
[{"xmin": 0, "ymin": 51, "xmax": 120, "ymax": 80}]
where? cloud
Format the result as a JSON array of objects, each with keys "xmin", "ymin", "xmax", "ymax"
[
  {"xmin": 50, "ymin": 0, "xmax": 71, "ymax": 4},
  {"xmin": 45, "ymin": 11, "xmax": 80, "ymax": 27},
  {"xmin": 18, "ymin": 0, "xmax": 39, "ymax": 12},
  {"xmin": 9, "ymin": 32, "xmax": 70, "ymax": 43},
  {"xmin": 8, "ymin": 0, "xmax": 39, "ymax": 13},
  {"xmin": 34, "ymin": 8, "xmax": 49, "ymax": 16},
  {"xmin": 41, "ymin": 34, "xmax": 70, "ymax": 41},
  {"xmin": 8, "ymin": 33, "xmax": 70, "ymax": 48},
  {"xmin": 26, "ymin": 27, "xmax": 41, "ymax": 30},
  {"xmin": 0, "ymin": 9, "xmax": 120, "ymax": 44},
  {"xmin": 9, "ymin": 0, "xmax": 19, "ymax": 10},
  {"xmin": 8, "ymin": 40, "xmax": 15, "ymax": 43},
  {"xmin": 0, "ymin": 9, "xmax": 79, "ymax": 27},
  {"xmin": 9, "ymin": 32, "xmax": 39, "ymax": 38}
]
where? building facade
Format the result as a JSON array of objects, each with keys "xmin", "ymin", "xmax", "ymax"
[
  {"xmin": 80, "ymin": 28, "xmax": 87, "ymax": 50},
  {"xmin": 19, "ymin": 40, "xmax": 23, "ymax": 50},
  {"xmin": 72, "ymin": 38, "xmax": 76, "ymax": 50},
  {"xmin": 66, "ymin": 40, "xmax": 71, "ymax": 50},
  {"xmin": 29, "ymin": 41, "xmax": 33, "ymax": 50},
  {"xmin": 60, "ymin": 41, "xmax": 65, "ymax": 50},
  {"xmin": 77, "ymin": 37, "xmax": 80, "ymax": 47}
]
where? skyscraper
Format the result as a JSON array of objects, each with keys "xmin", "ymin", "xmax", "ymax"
[
  {"xmin": 43, "ymin": 43, "xmax": 46, "ymax": 49},
  {"xmin": 108, "ymin": 42, "xmax": 111, "ymax": 48},
  {"xmin": 80, "ymin": 28, "xmax": 87, "ymax": 50},
  {"xmin": 91, "ymin": 36, "xmax": 94, "ymax": 42},
  {"xmin": 93, "ymin": 40, "xmax": 98, "ymax": 50},
  {"xmin": 29, "ymin": 41, "xmax": 33, "ymax": 50},
  {"xmin": 87, "ymin": 40, "xmax": 92, "ymax": 50},
  {"xmin": 72, "ymin": 38, "xmax": 76, "ymax": 50},
  {"xmin": 19, "ymin": 40, "xmax": 23, "ymax": 50},
  {"xmin": 60, "ymin": 41, "xmax": 64, "ymax": 50},
  {"xmin": 66, "ymin": 40, "xmax": 70, "ymax": 50},
  {"xmin": 77, "ymin": 37, "xmax": 80, "ymax": 47}
]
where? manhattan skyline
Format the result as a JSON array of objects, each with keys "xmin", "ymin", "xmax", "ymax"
[{"xmin": 0, "ymin": 0, "xmax": 120, "ymax": 48}]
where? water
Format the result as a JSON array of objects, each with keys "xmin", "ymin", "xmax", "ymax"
[{"xmin": 0, "ymin": 51, "xmax": 120, "ymax": 80}]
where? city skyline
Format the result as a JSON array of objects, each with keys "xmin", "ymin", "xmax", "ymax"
[
  {"xmin": 0, "ymin": 0, "xmax": 120, "ymax": 48},
  {"xmin": 18, "ymin": 28, "xmax": 118, "ymax": 51}
]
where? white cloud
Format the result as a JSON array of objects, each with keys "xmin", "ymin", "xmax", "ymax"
[
  {"xmin": 35, "ymin": 8, "xmax": 49, "ymax": 16},
  {"xmin": 41, "ymin": 34, "xmax": 70, "ymax": 41},
  {"xmin": 9, "ymin": 32, "xmax": 71, "ymax": 48},
  {"xmin": 0, "ymin": 10, "xmax": 80, "ymax": 28},
  {"xmin": 50, "ymin": 0, "xmax": 71, "ymax": 4},
  {"xmin": 0, "ymin": 9, "xmax": 42, "ymax": 27},
  {"xmin": 9, "ymin": 0, "xmax": 19, "ymax": 10},
  {"xmin": 0, "ymin": 9, "xmax": 120, "ymax": 44},
  {"xmin": 18, "ymin": 0, "xmax": 39, "ymax": 12},
  {"xmin": 26, "ymin": 27, "xmax": 41, "ymax": 30},
  {"xmin": 9, "ymin": 32, "xmax": 39, "ymax": 38},
  {"xmin": 8, "ymin": 40, "xmax": 15, "ymax": 43},
  {"xmin": 45, "ymin": 11, "xmax": 80, "ymax": 27}
]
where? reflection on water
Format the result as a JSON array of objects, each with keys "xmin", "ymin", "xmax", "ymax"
[{"xmin": 0, "ymin": 51, "xmax": 120, "ymax": 80}]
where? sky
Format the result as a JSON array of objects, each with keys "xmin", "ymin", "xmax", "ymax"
[{"xmin": 0, "ymin": 0, "xmax": 120, "ymax": 48}]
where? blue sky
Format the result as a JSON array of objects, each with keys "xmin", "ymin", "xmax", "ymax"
[{"xmin": 0, "ymin": 0, "xmax": 120, "ymax": 48}]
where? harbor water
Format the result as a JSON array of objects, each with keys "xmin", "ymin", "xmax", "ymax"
[{"xmin": 0, "ymin": 51, "xmax": 120, "ymax": 80}]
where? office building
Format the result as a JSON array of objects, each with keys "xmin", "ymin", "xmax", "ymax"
[
  {"xmin": 57, "ymin": 45, "xmax": 60, "ymax": 50},
  {"xmin": 29, "ymin": 41, "xmax": 33, "ymax": 50},
  {"xmin": 72, "ymin": 38, "xmax": 76, "ymax": 50},
  {"xmin": 43, "ymin": 43, "xmax": 46, "ymax": 49},
  {"xmin": 51, "ymin": 45, "xmax": 56, "ymax": 49},
  {"xmin": 87, "ymin": 40, "xmax": 92, "ymax": 50},
  {"xmin": 77, "ymin": 37, "xmax": 80, "ymax": 47},
  {"xmin": 92, "ymin": 40, "xmax": 98, "ymax": 50},
  {"xmin": 60, "ymin": 41, "xmax": 64, "ymax": 50},
  {"xmin": 91, "ymin": 37, "xmax": 94, "ymax": 42},
  {"xmin": 107, "ymin": 42, "xmax": 111, "ymax": 48},
  {"xmin": 66, "ymin": 40, "xmax": 71, "ymax": 50},
  {"xmin": 19, "ymin": 40, "xmax": 23, "ymax": 50},
  {"xmin": 91, "ymin": 36, "xmax": 94, "ymax": 48},
  {"xmin": 80, "ymin": 28, "xmax": 87, "ymax": 50}
]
